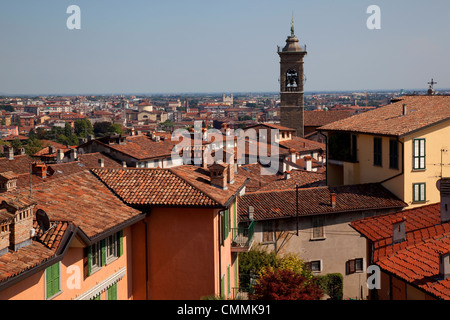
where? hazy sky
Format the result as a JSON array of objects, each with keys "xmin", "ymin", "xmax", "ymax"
[{"xmin": 0, "ymin": 0, "xmax": 449, "ymax": 95}]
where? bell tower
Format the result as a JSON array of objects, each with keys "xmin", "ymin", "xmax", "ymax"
[{"xmin": 278, "ymin": 16, "xmax": 307, "ymax": 137}]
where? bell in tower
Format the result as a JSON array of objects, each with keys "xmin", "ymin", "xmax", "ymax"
[{"xmin": 278, "ymin": 16, "xmax": 307, "ymax": 137}]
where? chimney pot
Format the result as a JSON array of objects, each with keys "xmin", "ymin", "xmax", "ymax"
[
  {"xmin": 403, "ymin": 104, "xmax": 407, "ymax": 116},
  {"xmin": 392, "ymin": 216, "xmax": 406, "ymax": 243},
  {"xmin": 284, "ymin": 171, "xmax": 291, "ymax": 180},
  {"xmin": 248, "ymin": 206, "xmax": 254, "ymax": 220},
  {"xmin": 330, "ymin": 192, "xmax": 336, "ymax": 208}
]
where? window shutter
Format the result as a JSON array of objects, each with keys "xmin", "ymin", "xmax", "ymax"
[
  {"xmin": 346, "ymin": 259, "xmax": 356, "ymax": 274},
  {"xmin": 46, "ymin": 266, "xmax": 52, "ymax": 299},
  {"xmin": 227, "ymin": 265, "xmax": 231, "ymax": 296},
  {"xmin": 84, "ymin": 246, "xmax": 91, "ymax": 278},
  {"xmin": 118, "ymin": 230, "xmax": 123, "ymax": 257},
  {"xmin": 101, "ymin": 239, "xmax": 106, "ymax": 266}
]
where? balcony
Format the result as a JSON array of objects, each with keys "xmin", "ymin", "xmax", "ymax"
[{"xmin": 231, "ymin": 220, "xmax": 256, "ymax": 252}]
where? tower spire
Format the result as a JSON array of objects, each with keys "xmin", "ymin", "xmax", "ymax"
[{"xmin": 290, "ymin": 12, "xmax": 295, "ymax": 37}]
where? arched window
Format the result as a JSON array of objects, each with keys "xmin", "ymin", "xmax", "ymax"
[{"xmin": 286, "ymin": 69, "xmax": 298, "ymax": 92}]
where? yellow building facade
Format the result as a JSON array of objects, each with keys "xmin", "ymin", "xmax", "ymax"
[{"xmin": 321, "ymin": 95, "xmax": 450, "ymax": 208}]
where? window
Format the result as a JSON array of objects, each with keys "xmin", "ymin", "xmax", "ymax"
[
  {"xmin": 107, "ymin": 283, "xmax": 118, "ymax": 300},
  {"xmin": 413, "ymin": 183, "xmax": 426, "ymax": 202},
  {"xmin": 86, "ymin": 231, "xmax": 123, "ymax": 277},
  {"xmin": 389, "ymin": 139, "xmax": 399, "ymax": 169},
  {"xmin": 373, "ymin": 137, "xmax": 382, "ymax": 166},
  {"xmin": 312, "ymin": 216, "xmax": 324, "ymax": 239},
  {"xmin": 346, "ymin": 258, "xmax": 364, "ymax": 274},
  {"xmin": 46, "ymin": 262, "xmax": 61, "ymax": 299},
  {"xmin": 262, "ymin": 221, "xmax": 275, "ymax": 243},
  {"xmin": 413, "ymin": 138, "xmax": 426, "ymax": 169},
  {"xmin": 310, "ymin": 260, "xmax": 321, "ymax": 273}
]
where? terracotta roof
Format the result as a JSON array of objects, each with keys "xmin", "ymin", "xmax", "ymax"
[
  {"xmin": 0, "ymin": 155, "xmax": 34, "ymax": 175},
  {"xmin": 279, "ymin": 136, "xmax": 325, "ymax": 153},
  {"xmin": 92, "ymin": 165, "xmax": 248, "ymax": 208},
  {"xmin": 256, "ymin": 169, "xmax": 326, "ymax": 192},
  {"xmin": 10, "ymin": 170, "xmax": 142, "ymax": 239},
  {"xmin": 304, "ymin": 110, "xmax": 353, "ymax": 127},
  {"xmin": 0, "ymin": 241, "xmax": 56, "ymax": 284},
  {"xmin": 319, "ymin": 95, "xmax": 450, "ymax": 137},
  {"xmin": 350, "ymin": 202, "xmax": 450, "ymax": 299},
  {"xmin": 238, "ymin": 183, "xmax": 406, "ymax": 222},
  {"xmin": 33, "ymin": 220, "xmax": 70, "ymax": 250},
  {"xmin": 246, "ymin": 123, "xmax": 296, "ymax": 132},
  {"xmin": 98, "ymin": 135, "xmax": 174, "ymax": 160}
]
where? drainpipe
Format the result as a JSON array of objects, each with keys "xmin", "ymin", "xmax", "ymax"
[
  {"xmin": 218, "ymin": 209, "xmax": 224, "ymax": 298},
  {"xmin": 318, "ymin": 131, "xmax": 328, "ymax": 186},
  {"xmin": 143, "ymin": 218, "xmax": 149, "ymax": 300}
]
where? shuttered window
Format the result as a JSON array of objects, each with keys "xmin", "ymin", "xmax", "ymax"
[
  {"xmin": 107, "ymin": 283, "xmax": 118, "ymax": 300},
  {"xmin": 413, "ymin": 139, "xmax": 426, "ymax": 169},
  {"xmin": 413, "ymin": 183, "xmax": 426, "ymax": 202},
  {"xmin": 346, "ymin": 258, "xmax": 364, "ymax": 274},
  {"xmin": 86, "ymin": 231, "xmax": 124, "ymax": 277},
  {"xmin": 389, "ymin": 139, "xmax": 399, "ymax": 169},
  {"xmin": 46, "ymin": 262, "xmax": 60, "ymax": 299},
  {"xmin": 373, "ymin": 137, "xmax": 382, "ymax": 166},
  {"xmin": 312, "ymin": 216, "xmax": 324, "ymax": 239}
]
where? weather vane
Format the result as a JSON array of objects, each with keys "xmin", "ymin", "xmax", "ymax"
[{"xmin": 291, "ymin": 11, "xmax": 295, "ymax": 37}]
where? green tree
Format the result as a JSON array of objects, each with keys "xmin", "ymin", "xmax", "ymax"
[
  {"xmin": 74, "ymin": 119, "xmax": 94, "ymax": 137},
  {"xmin": 107, "ymin": 123, "xmax": 123, "ymax": 135}
]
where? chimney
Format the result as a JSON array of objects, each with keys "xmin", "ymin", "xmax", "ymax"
[
  {"xmin": 0, "ymin": 219, "xmax": 11, "ymax": 256},
  {"xmin": 49, "ymin": 145, "xmax": 56, "ymax": 154},
  {"xmin": 122, "ymin": 161, "xmax": 127, "ymax": 168},
  {"xmin": 248, "ymin": 206, "xmax": 254, "ymax": 221},
  {"xmin": 437, "ymin": 246, "xmax": 450, "ymax": 279},
  {"xmin": 4, "ymin": 146, "xmax": 14, "ymax": 160},
  {"xmin": 392, "ymin": 216, "xmax": 406, "ymax": 243},
  {"xmin": 402, "ymin": 104, "xmax": 407, "ymax": 116},
  {"xmin": 18, "ymin": 148, "xmax": 25, "ymax": 156},
  {"xmin": 70, "ymin": 149, "xmax": 78, "ymax": 161},
  {"xmin": 284, "ymin": 171, "xmax": 291, "ymax": 180},
  {"xmin": 0, "ymin": 198, "xmax": 36, "ymax": 252},
  {"xmin": 32, "ymin": 162, "xmax": 47, "ymax": 179},
  {"xmin": 56, "ymin": 149, "xmax": 64, "ymax": 163},
  {"xmin": 155, "ymin": 136, "xmax": 160, "ymax": 142},
  {"xmin": 330, "ymin": 193, "xmax": 336, "ymax": 208},
  {"xmin": 0, "ymin": 171, "xmax": 18, "ymax": 193},
  {"xmin": 209, "ymin": 163, "xmax": 228, "ymax": 190},
  {"xmin": 439, "ymin": 178, "xmax": 450, "ymax": 223},
  {"xmin": 98, "ymin": 158, "xmax": 104, "ymax": 168}
]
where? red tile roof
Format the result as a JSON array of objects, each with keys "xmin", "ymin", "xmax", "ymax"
[
  {"xmin": 10, "ymin": 170, "xmax": 142, "ymax": 239},
  {"xmin": 304, "ymin": 110, "xmax": 353, "ymax": 127},
  {"xmin": 279, "ymin": 136, "xmax": 325, "ymax": 153},
  {"xmin": 350, "ymin": 202, "xmax": 450, "ymax": 299},
  {"xmin": 238, "ymin": 183, "xmax": 406, "ymax": 222},
  {"xmin": 319, "ymin": 95, "xmax": 450, "ymax": 137},
  {"xmin": 92, "ymin": 165, "xmax": 248, "ymax": 208}
]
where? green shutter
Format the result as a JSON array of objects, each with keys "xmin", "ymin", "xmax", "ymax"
[
  {"xmin": 227, "ymin": 265, "xmax": 231, "ymax": 296},
  {"xmin": 87, "ymin": 246, "xmax": 92, "ymax": 276},
  {"xmin": 233, "ymin": 200, "xmax": 237, "ymax": 229},
  {"xmin": 101, "ymin": 239, "xmax": 106, "ymax": 266},
  {"xmin": 118, "ymin": 231, "xmax": 123, "ymax": 257},
  {"xmin": 221, "ymin": 275, "xmax": 225, "ymax": 298},
  {"xmin": 46, "ymin": 266, "xmax": 52, "ymax": 299},
  {"xmin": 46, "ymin": 263, "xmax": 60, "ymax": 299},
  {"xmin": 108, "ymin": 283, "xmax": 118, "ymax": 300}
]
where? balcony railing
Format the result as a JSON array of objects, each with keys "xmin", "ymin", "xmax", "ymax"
[{"xmin": 231, "ymin": 221, "xmax": 256, "ymax": 252}]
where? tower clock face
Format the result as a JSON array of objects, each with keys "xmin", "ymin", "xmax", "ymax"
[{"xmin": 286, "ymin": 69, "xmax": 298, "ymax": 90}]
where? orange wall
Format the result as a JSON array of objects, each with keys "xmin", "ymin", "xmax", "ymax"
[
  {"xmin": 147, "ymin": 207, "xmax": 216, "ymax": 299},
  {"xmin": 0, "ymin": 226, "xmax": 133, "ymax": 300}
]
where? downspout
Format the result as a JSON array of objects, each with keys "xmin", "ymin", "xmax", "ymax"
[
  {"xmin": 318, "ymin": 131, "xmax": 328, "ymax": 186},
  {"xmin": 218, "ymin": 209, "xmax": 224, "ymax": 298},
  {"xmin": 143, "ymin": 218, "xmax": 149, "ymax": 300}
]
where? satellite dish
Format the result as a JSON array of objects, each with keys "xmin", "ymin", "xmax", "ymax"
[{"xmin": 36, "ymin": 209, "xmax": 50, "ymax": 232}]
